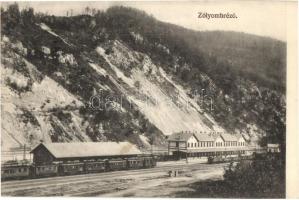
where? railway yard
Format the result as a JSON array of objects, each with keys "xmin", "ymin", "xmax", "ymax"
[{"xmin": 1, "ymin": 161, "xmax": 228, "ymax": 197}]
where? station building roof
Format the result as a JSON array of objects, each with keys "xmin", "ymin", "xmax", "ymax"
[
  {"xmin": 168, "ymin": 131, "xmax": 193, "ymax": 141},
  {"xmin": 31, "ymin": 142, "xmax": 142, "ymax": 159},
  {"xmin": 194, "ymin": 132, "xmax": 214, "ymax": 141},
  {"xmin": 220, "ymin": 133, "xmax": 238, "ymax": 142},
  {"xmin": 168, "ymin": 131, "xmax": 244, "ymax": 143},
  {"xmin": 168, "ymin": 131, "xmax": 214, "ymax": 142}
]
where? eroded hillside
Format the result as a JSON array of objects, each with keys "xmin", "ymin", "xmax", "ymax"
[{"xmin": 1, "ymin": 5, "xmax": 286, "ymax": 152}]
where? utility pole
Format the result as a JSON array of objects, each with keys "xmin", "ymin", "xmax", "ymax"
[
  {"xmin": 185, "ymin": 141, "xmax": 188, "ymax": 163},
  {"xmin": 23, "ymin": 144, "xmax": 26, "ymax": 160},
  {"xmin": 167, "ymin": 141, "xmax": 170, "ymax": 156}
]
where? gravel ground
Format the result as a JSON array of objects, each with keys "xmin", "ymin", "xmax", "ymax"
[{"xmin": 1, "ymin": 161, "xmax": 227, "ymax": 197}]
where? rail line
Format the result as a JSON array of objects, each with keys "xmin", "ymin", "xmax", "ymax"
[{"xmin": 2, "ymin": 162, "xmax": 227, "ymax": 195}]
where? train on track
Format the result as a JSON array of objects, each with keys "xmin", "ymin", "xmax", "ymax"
[
  {"xmin": 207, "ymin": 154, "xmax": 255, "ymax": 164},
  {"xmin": 1, "ymin": 156, "xmax": 156, "ymax": 181}
]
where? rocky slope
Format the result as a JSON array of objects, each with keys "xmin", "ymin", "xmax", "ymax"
[{"xmin": 0, "ymin": 4, "xmax": 286, "ymax": 152}]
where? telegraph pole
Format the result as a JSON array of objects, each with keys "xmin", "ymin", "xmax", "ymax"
[{"xmin": 23, "ymin": 144, "xmax": 26, "ymax": 160}]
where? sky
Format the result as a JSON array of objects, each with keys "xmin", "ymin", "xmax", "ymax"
[{"xmin": 2, "ymin": 1, "xmax": 294, "ymax": 41}]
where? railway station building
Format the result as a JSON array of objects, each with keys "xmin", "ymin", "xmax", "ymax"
[
  {"xmin": 30, "ymin": 142, "xmax": 142, "ymax": 164},
  {"xmin": 168, "ymin": 131, "xmax": 248, "ymax": 159}
]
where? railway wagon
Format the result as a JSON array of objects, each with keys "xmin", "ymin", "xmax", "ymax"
[
  {"xmin": 208, "ymin": 156, "xmax": 238, "ymax": 164},
  {"xmin": 59, "ymin": 162, "xmax": 85, "ymax": 175},
  {"xmin": 34, "ymin": 164, "xmax": 58, "ymax": 177},
  {"xmin": 85, "ymin": 160, "xmax": 106, "ymax": 173},
  {"xmin": 1, "ymin": 163, "xmax": 31, "ymax": 180},
  {"xmin": 127, "ymin": 157, "xmax": 144, "ymax": 169},
  {"xmin": 107, "ymin": 159, "xmax": 127, "ymax": 171},
  {"xmin": 207, "ymin": 155, "xmax": 255, "ymax": 164},
  {"xmin": 142, "ymin": 156, "xmax": 156, "ymax": 168}
]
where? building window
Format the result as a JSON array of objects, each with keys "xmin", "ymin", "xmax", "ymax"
[
  {"xmin": 191, "ymin": 143, "xmax": 193, "ymax": 147},
  {"xmin": 176, "ymin": 142, "xmax": 179, "ymax": 147},
  {"xmin": 188, "ymin": 143, "xmax": 190, "ymax": 147}
]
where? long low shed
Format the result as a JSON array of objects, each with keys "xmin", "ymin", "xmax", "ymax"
[{"xmin": 31, "ymin": 142, "xmax": 142, "ymax": 164}]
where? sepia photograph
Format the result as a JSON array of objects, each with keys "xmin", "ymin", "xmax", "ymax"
[{"xmin": 0, "ymin": 0, "xmax": 297, "ymax": 198}]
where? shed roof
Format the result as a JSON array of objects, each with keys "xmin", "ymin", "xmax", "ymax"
[
  {"xmin": 220, "ymin": 133, "xmax": 238, "ymax": 142},
  {"xmin": 31, "ymin": 142, "xmax": 142, "ymax": 159}
]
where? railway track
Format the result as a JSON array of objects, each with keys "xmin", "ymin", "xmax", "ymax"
[{"xmin": 2, "ymin": 162, "xmax": 227, "ymax": 196}]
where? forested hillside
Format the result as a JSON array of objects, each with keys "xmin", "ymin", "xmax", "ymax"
[{"xmin": 1, "ymin": 4, "xmax": 285, "ymax": 152}]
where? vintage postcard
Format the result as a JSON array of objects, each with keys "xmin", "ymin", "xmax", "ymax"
[{"xmin": 0, "ymin": 0, "xmax": 298, "ymax": 198}]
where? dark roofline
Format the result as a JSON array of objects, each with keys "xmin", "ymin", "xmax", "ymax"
[
  {"xmin": 30, "ymin": 142, "xmax": 44, "ymax": 153},
  {"xmin": 219, "ymin": 135, "xmax": 225, "ymax": 142},
  {"xmin": 30, "ymin": 143, "xmax": 57, "ymax": 159}
]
